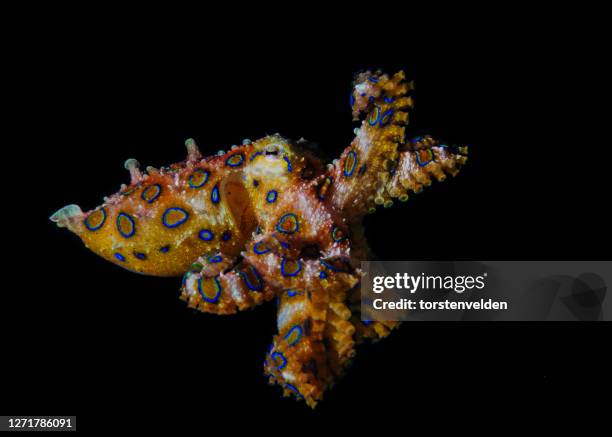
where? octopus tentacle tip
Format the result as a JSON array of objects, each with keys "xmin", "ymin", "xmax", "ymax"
[
  {"xmin": 185, "ymin": 138, "xmax": 202, "ymax": 161},
  {"xmin": 49, "ymin": 204, "xmax": 83, "ymax": 227}
]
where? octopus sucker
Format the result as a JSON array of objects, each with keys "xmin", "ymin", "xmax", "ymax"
[{"xmin": 51, "ymin": 70, "xmax": 468, "ymax": 407}]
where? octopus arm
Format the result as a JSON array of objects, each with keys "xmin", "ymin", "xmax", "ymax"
[
  {"xmin": 180, "ymin": 250, "xmax": 276, "ymax": 315},
  {"xmin": 264, "ymin": 283, "xmax": 357, "ymax": 408},
  {"xmin": 329, "ymin": 71, "xmax": 468, "ymax": 217},
  {"xmin": 385, "ymin": 135, "xmax": 469, "ymax": 199},
  {"xmin": 330, "ymin": 70, "xmax": 414, "ymax": 216}
]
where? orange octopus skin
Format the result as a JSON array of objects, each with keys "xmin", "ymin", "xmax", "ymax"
[{"xmin": 50, "ymin": 70, "xmax": 468, "ymax": 408}]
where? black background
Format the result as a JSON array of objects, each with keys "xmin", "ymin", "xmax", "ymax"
[{"xmin": 6, "ymin": 8, "xmax": 609, "ymax": 432}]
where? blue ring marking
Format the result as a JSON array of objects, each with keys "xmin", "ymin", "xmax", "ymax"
[
  {"xmin": 226, "ymin": 153, "xmax": 245, "ymax": 167},
  {"xmin": 379, "ymin": 109, "xmax": 395, "ymax": 126},
  {"xmin": 281, "ymin": 258, "xmax": 302, "ymax": 277},
  {"xmin": 114, "ymin": 252, "xmax": 126, "ymax": 262},
  {"xmin": 368, "ymin": 106, "xmax": 380, "ymax": 126},
  {"xmin": 271, "ymin": 352, "xmax": 287, "ymax": 370},
  {"xmin": 253, "ymin": 242, "xmax": 271, "ymax": 255},
  {"xmin": 188, "ymin": 169, "xmax": 210, "ymax": 189},
  {"xmin": 249, "ymin": 151, "xmax": 263, "ymax": 162},
  {"xmin": 199, "ymin": 229, "xmax": 214, "ymax": 241},
  {"xmin": 360, "ymin": 93, "xmax": 366, "ymax": 97},
  {"xmin": 285, "ymin": 383, "xmax": 303, "ymax": 398},
  {"xmin": 239, "ymin": 266, "xmax": 264, "ymax": 291},
  {"xmin": 367, "ymin": 76, "xmax": 379, "ymax": 83},
  {"xmin": 276, "ymin": 213, "xmax": 299, "ymax": 234},
  {"xmin": 286, "ymin": 289, "xmax": 299, "ymax": 297},
  {"xmin": 331, "ymin": 227, "xmax": 347, "ymax": 242},
  {"xmin": 134, "ymin": 252, "xmax": 147, "ymax": 260},
  {"xmin": 284, "ymin": 325, "xmax": 303, "ymax": 346},
  {"xmin": 159, "ymin": 245, "xmax": 170, "ymax": 253},
  {"xmin": 222, "ymin": 231, "xmax": 231, "ymax": 241},
  {"xmin": 416, "ymin": 149, "xmax": 435, "ymax": 167},
  {"xmin": 343, "ymin": 151, "xmax": 357, "ymax": 177},
  {"xmin": 350, "ymin": 93, "xmax": 355, "ymax": 108},
  {"xmin": 162, "ymin": 207, "xmax": 189, "ymax": 228},
  {"xmin": 116, "ymin": 212, "xmax": 136, "ymax": 238},
  {"xmin": 197, "ymin": 276, "xmax": 222, "ymax": 303},
  {"xmin": 208, "ymin": 255, "xmax": 223, "ymax": 263},
  {"xmin": 320, "ymin": 258, "xmax": 349, "ymax": 272},
  {"xmin": 253, "ymin": 179, "xmax": 259, "ymax": 187},
  {"xmin": 362, "ymin": 320, "xmax": 373, "ymax": 326},
  {"xmin": 283, "ymin": 156, "xmax": 292, "ymax": 172},
  {"xmin": 211, "ymin": 185, "xmax": 220, "ymax": 204},
  {"xmin": 319, "ymin": 271, "xmax": 327, "ymax": 279},
  {"xmin": 141, "ymin": 184, "xmax": 162, "ymax": 203},
  {"xmin": 384, "ymin": 96, "xmax": 394, "ymax": 103},
  {"xmin": 266, "ymin": 190, "xmax": 278, "ymax": 203},
  {"xmin": 84, "ymin": 208, "xmax": 107, "ymax": 231}
]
